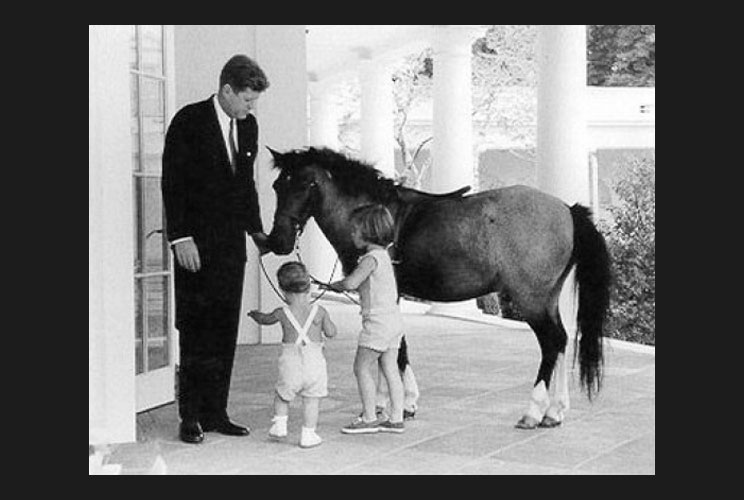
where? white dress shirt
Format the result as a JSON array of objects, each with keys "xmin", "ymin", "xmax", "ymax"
[{"xmin": 212, "ymin": 93, "xmax": 238, "ymax": 165}]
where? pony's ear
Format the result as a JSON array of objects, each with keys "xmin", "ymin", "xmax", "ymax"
[{"xmin": 266, "ymin": 146, "xmax": 282, "ymax": 159}]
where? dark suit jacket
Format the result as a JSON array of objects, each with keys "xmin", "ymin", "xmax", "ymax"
[{"xmin": 162, "ymin": 96, "xmax": 264, "ymax": 263}]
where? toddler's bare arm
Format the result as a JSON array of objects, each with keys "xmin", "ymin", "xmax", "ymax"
[{"xmin": 247, "ymin": 308, "xmax": 280, "ymax": 325}]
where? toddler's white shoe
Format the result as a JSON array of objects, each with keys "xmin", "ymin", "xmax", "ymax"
[
  {"xmin": 300, "ymin": 427, "xmax": 322, "ymax": 448},
  {"xmin": 269, "ymin": 415, "xmax": 287, "ymax": 439}
]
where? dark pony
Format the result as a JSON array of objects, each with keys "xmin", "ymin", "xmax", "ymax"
[{"xmin": 266, "ymin": 147, "xmax": 611, "ymax": 428}]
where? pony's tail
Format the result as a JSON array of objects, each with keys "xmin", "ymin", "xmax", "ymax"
[
  {"xmin": 397, "ymin": 335, "xmax": 409, "ymax": 372},
  {"xmin": 570, "ymin": 204, "xmax": 611, "ymax": 400}
]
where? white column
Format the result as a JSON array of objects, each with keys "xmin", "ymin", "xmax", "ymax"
[
  {"xmin": 360, "ymin": 59, "xmax": 395, "ymax": 178},
  {"xmin": 309, "ymin": 80, "xmax": 341, "ymax": 149},
  {"xmin": 537, "ymin": 25, "xmax": 590, "ymax": 205},
  {"xmin": 537, "ymin": 25, "xmax": 590, "ymax": 342},
  {"xmin": 305, "ymin": 81, "xmax": 343, "ymax": 288},
  {"xmin": 430, "ymin": 25, "xmax": 480, "ymax": 193},
  {"xmin": 427, "ymin": 25, "xmax": 483, "ymax": 318},
  {"xmin": 589, "ymin": 149, "xmax": 600, "ymax": 219},
  {"xmin": 250, "ymin": 25, "xmax": 309, "ymax": 344},
  {"xmin": 89, "ymin": 25, "xmax": 136, "ymax": 444}
]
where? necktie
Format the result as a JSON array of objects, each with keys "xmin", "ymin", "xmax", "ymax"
[{"xmin": 229, "ymin": 119, "xmax": 238, "ymax": 173}]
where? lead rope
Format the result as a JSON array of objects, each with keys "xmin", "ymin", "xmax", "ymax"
[
  {"xmin": 258, "ymin": 223, "xmax": 360, "ymax": 306},
  {"xmin": 292, "ymin": 224, "xmax": 360, "ymax": 306},
  {"xmin": 259, "ymin": 255, "xmax": 288, "ymax": 305}
]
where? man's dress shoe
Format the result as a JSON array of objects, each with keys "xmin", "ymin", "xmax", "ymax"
[
  {"xmin": 179, "ymin": 421, "xmax": 204, "ymax": 444},
  {"xmin": 202, "ymin": 419, "xmax": 250, "ymax": 436}
]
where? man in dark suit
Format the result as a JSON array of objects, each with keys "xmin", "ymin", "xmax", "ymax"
[{"xmin": 162, "ymin": 55, "xmax": 270, "ymax": 444}]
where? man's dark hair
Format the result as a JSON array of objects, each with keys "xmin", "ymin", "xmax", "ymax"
[{"xmin": 220, "ymin": 54, "xmax": 270, "ymax": 93}]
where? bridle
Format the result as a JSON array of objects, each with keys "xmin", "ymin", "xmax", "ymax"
[
  {"xmin": 258, "ymin": 167, "xmax": 424, "ymax": 309},
  {"xmin": 259, "ymin": 194, "xmax": 414, "ymax": 306},
  {"xmin": 258, "ymin": 207, "xmax": 360, "ymax": 306}
]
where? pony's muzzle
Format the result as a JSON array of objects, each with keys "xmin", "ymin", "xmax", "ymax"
[
  {"xmin": 266, "ymin": 232, "xmax": 293, "ymax": 255},
  {"xmin": 267, "ymin": 214, "xmax": 300, "ymax": 255}
]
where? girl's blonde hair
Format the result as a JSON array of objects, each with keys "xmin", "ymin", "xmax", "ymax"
[
  {"xmin": 277, "ymin": 261, "xmax": 310, "ymax": 293},
  {"xmin": 349, "ymin": 204, "xmax": 394, "ymax": 247}
]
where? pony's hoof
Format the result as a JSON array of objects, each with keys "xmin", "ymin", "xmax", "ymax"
[
  {"xmin": 515, "ymin": 415, "xmax": 540, "ymax": 429},
  {"xmin": 538, "ymin": 415, "xmax": 562, "ymax": 428}
]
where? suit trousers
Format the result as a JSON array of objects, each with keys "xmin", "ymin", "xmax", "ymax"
[{"xmin": 175, "ymin": 254, "xmax": 245, "ymax": 424}]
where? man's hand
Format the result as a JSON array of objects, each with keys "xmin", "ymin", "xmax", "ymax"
[
  {"xmin": 251, "ymin": 232, "xmax": 271, "ymax": 256},
  {"xmin": 173, "ymin": 239, "xmax": 201, "ymax": 272}
]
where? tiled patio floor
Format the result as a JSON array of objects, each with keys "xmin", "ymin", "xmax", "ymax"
[{"xmin": 109, "ymin": 301, "xmax": 655, "ymax": 475}]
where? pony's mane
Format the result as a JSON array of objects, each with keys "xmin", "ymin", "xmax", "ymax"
[{"xmin": 273, "ymin": 147, "xmax": 398, "ymax": 203}]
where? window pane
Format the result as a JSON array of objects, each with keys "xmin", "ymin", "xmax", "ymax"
[
  {"xmin": 140, "ymin": 78, "xmax": 164, "ymax": 173},
  {"xmin": 130, "ymin": 74, "xmax": 141, "ymax": 172},
  {"xmin": 148, "ymin": 340, "xmax": 169, "ymax": 371},
  {"xmin": 136, "ymin": 342, "xmax": 144, "ymax": 374},
  {"xmin": 142, "ymin": 117, "xmax": 164, "ymax": 174},
  {"xmin": 144, "ymin": 276, "xmax": 169, "ymax": 371},
  {"xmin": 140, "ymin": 25, "xmax": 163, "ymax": 76},
  {"xmin": 142, "ymin": 177, "xmax": 166, "ymax": 272},
  {"xmin": 135, "ymin": 280, "xmax": 145, "ymax": 375},
  {"xmin": 140, "ymin": 77, "xmax": 163, "ymax": 118},
  {"xmin": 133, "ymin": 178, "xmax": 143, "ymax": 274}
]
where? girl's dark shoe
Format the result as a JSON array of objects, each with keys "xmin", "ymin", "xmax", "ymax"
[{"xmin": 378, "ymin": 420, "xmax": 405, "ymax": 433}]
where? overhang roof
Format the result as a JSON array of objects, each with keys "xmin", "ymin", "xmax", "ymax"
[{"xmin": 306, "ymin": 25, "xmax": 434, "ymax": 81}]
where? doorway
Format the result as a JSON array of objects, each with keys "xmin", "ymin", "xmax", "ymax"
[{"xmin": 129, "ymin": 25, "xmax": 176, "ymax": 412}]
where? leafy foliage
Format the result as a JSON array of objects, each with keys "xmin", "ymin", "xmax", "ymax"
[
  {"xmin": 472, "ymin": 25, "xmax": 538, "ymax": 151},
  {"xmin": 600, "ymin": 155, "xmax": 656, "ymax": 345},
  {"xmin": 388, "ymin": 25, "xmax": 656, "ymax": 188},
  {"xmin": 588, "ymin": 25, "xmax": 655, "ymax": 87},
  {"xmin": 392, "ymin": 51, "xmax": 434, "ymax": 188},
  {"xmin": 477, "ymin": 292, "xmax": 525, "ymax": 321}
]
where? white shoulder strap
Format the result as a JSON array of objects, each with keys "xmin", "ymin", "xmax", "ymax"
[{"xmin": 283, "ymin": 305, "xmax": 319, "ymax": 345}]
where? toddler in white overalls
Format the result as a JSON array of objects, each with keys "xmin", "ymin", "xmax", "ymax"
[{"xmin": 247, "ymin": 262, "xmax": 337, "ymax": 448}]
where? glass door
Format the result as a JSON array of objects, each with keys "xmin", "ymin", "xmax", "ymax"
[{"xmin": 129, "ymin": 25, "xmax": 175, "ymax": 412}]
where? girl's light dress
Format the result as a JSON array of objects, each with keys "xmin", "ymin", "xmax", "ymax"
[{"xmin": 356, "ymin": 248, "xmax": 404, "ymax": 352}]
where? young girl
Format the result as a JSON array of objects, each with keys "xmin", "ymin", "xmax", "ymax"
[
  {"xmin": 247, "ymin": 261, "xmax": 338, "ymax": 448},
  {"xmin": 326, "ymin": 204, "xmax": 406, "ymax": 434}
]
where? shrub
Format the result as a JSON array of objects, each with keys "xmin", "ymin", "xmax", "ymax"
[
  {"xmin": 477, "ymin": 293, "xmax": 500, "ymax": 315},
  {"xmin": 477, "ymin": 291, "xmax": 526, "ymax": 321},
  {"xmin": 600, "ymin": 155, "xmax": 655, "ymax": 345}
]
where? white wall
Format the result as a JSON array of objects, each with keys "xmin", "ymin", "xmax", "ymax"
[
  {"xmin": 174, "ymin": 25, "xmax": 257, "ymax": 109},
  {"xmin": 253, "ymin": 25, "xmax": 309, "ymax": 344},
  {"xmin": 89, "ymin": 25, "xmax": 136, "ymax": 444},
  {"xmin": 587, "ymin": 87, "xmax": 655, "ymax": 149}
]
